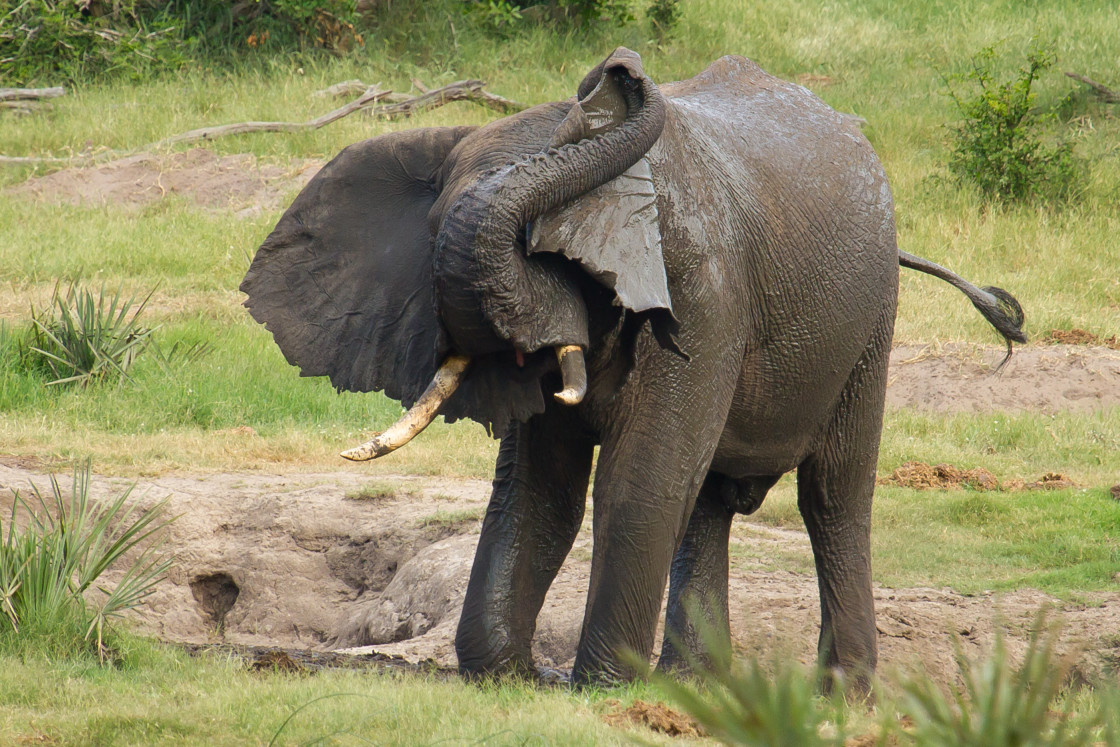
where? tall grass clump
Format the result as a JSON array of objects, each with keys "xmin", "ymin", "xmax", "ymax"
[
  {"xmin": 945, "ymin": 41, "xmax": 1079, "ymax": 204},
  {"xmin": 0, "ymin": 464, "xmax": 171, "ymax": 660},
  {"xmin": 20, "ymin": 281, "xmax": 207, "ymax": 387},
  {"xmin": 24, "ymin": 282, "xmax": 155, "ymax": 387}
]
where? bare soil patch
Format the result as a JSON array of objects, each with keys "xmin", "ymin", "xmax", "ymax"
[
  {"xmin": 603, "ymin": 699, "xmax": 705, "ymax": 738},
  {"xmin": 1043, "ymin": 328, "xmax": 1120, "ymax": 350},
  {"xmin": 3, "ymin": 463, "xmax": 1119, "ymax": 691},
  {"xmin": 887, "ymin": 343, "xmax": 1120, "ymax": 413},
  {"xmin": 5, "ymin": 148, "xmax": 322, "ymax": 216}
]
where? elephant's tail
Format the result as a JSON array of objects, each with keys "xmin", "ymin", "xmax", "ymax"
[{"xmin": 899, "ymin": 249, "xmax": 1027, "ymax": 368}]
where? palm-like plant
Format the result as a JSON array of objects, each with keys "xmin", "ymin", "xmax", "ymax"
[
  {"xmin": 0, "ymin": 463, "xmax": 172, "ymax": 659},
  {"xmin": 26, "ymin": 282, "xmax": 155, "ymax": 386}
]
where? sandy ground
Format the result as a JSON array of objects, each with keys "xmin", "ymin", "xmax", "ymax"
[{"xmin": 4, "ymin": 150, "xmax": 1120, "ymax": 687}]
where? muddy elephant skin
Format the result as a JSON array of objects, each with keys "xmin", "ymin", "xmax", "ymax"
[{"xmin": 241, "ymin": 49, "xmax": 1025, "ymax": 688}]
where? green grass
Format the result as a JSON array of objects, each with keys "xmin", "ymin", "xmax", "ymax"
[{"xmin": 0, "ymin": 637, "xmax": 693, "ymax": 745}]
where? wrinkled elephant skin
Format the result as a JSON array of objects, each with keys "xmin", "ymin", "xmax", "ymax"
[{"xmin": 241, "ymin": 49, "xmax": 1025, "ymax": 689}]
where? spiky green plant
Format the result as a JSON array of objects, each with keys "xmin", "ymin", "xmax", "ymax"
[
  {"xmin": 652, "ymin": 615, "xmax": 848, "ymax": 746},
  {"xmin": 25, "ymin": 282, "xmax": 156, "ymax": 387},
  {"xmin": 895, "ymin": 614, "xmax": 1106, "ymax": 746},
  {"xmin": 0, "ymin": 463, "xmax": 172, "ymax": 660}
]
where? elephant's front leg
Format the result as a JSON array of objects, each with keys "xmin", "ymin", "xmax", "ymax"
[
  {"xmin": 455, "ymin": 405, "xmax": 593, "ymax": 678},
  {"xmin": 572, "ymin": 349, "xmax": 740, "ymax": 684}
]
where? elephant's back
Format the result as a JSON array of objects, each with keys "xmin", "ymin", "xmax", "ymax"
[{"xmin": 656, "ymin": 57, "xmax": 899, "ymax": 475}]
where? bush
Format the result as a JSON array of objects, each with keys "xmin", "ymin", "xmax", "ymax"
[
  {"xmin": 24, "ymin": 282, "xmax": 155, "ymax": 387},
  {"xmin": 0, "ymin": 0, "xmax": 189, "ymax": 85},
  {"xmin": 0, "ymin": 0, "xmax": 362, "ymax": 85},
  {"xmin": 945, "ymin": 42, "xmax": 1079, "ymax": 203},
  {"xmin": 647, "ymin": 0, "xmax": 681, "ymax": 36},
  {"xmin": 652, "ymin": 618, "xmax": 849, "ymax": 746},
  {"xmin": 0, "ymin": 464, "xmax": 171, "ymax": 660},
  {"xmin": 460, "ymin": 0, "xmax": 635, "ymax": 32}
]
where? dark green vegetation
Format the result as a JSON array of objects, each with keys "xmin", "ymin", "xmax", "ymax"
[
  {"xmin": 945, "ymin": 40, "xmax": 1079, "ymax": 203},
  {"xmin": 657, "ymin": 616, "xmax": 1116, "ymax": 746}
]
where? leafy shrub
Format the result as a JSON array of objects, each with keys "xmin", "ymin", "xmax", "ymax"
[
  {"xmin": 460, "ymin": 0, "xmax": 635, "ymax": 32},
  {"xmin": 24, "ymin": 283, "xmax": 155, "ymax": 387},
  {"xmin": 647, "ymin": 0, "xmax": 680, "ymax": 36},
  {"xmin": 945, "ymin": 42, "xmax": 1079, "ymax": 203},
  {"xmin": 652, "ymin": 618, "xmax": 849, "ymax": 746},
  {"xmin": 0, "ymin": 464, "xmax": 171, "ymax": 660},
  {"xmin": 0, "ymin": 0, "xmax": 362, "ymax": 85},
  {"xmin": 0, "ymin": 0, "xmax": 189, "ymax": 85}
]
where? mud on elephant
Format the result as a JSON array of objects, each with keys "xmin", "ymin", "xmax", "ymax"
[{"xmin": 241, "ymin": 49, "xmax": 1025, "ymax": 689}]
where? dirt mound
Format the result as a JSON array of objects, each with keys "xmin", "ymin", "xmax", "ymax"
[
  {"xmin": 880, "ymin": 461, "xmax": 999, "ymax": 490},
  {"xmin": 879, "ymin": 462, "xmax": 1075, "ymax": 491},
  {"xmin": 603, "ymin": 700, "xmax": 704, "ymax": 738},
  {"xmin": 1043, "ymin": 329, "xmax": 1120, "ymax": 350},
  {"xmin": 887, "ymin": 344, "xmax": 1120, "ymax": 413},
  {"xmin": 5, "ymin": 149, "xmax": 322, "ymax": 216}
]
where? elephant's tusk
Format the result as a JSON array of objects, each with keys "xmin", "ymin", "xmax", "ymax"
[
  {"xmin": 340, "ymin": 355, "xmax": 471, "ymax": 462},
  {"xmin": 554, "ymin": 345, "xmax": 587, "ymax": 406}
]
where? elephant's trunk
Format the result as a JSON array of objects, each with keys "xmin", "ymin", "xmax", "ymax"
[{"xmin": 433, "ymin": 53, "xmax": 666, "ymax": 387}]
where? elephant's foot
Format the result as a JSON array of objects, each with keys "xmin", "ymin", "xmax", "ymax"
[{"xmin": 455, "ymin": 637, "xmax": 536, "ymax": 682}]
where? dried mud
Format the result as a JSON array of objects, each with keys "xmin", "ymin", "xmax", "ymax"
[
  {"xmin": 879, "ymin": 461, "xmax": 1075, "ymax": 492},
  {"xmin": 5, "ymin": 148, "xmax": 323, "ymax": 217},
  {"xmin": 3, "ymin": 463, "xmax": 1120, "ymax": 692}
]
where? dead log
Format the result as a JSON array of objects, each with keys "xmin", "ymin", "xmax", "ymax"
[
  {"xmin": 366, "ymin": 79, "xmax": 524, "ymax": 119},
  {"xmin": 0, "ymin": 80, "xmax": 525, "ymax": 165},
  {"xmin": 0, "ymin": 86, "xmax": 65, "ymax": 102},
  {"xmin": 1064, "ymin": 72, "xmax": 1120, "ymax": 103},
  {"xmin": 155, "ymin": 86, "xmax": 394, "ymax": 146},
  {"xmin": 314, "ymin": 79, "xmax": 377, "ymax": 98}
]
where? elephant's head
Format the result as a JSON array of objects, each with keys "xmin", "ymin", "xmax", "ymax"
[{"xmin": 241, "ymin": 48, "xmax": 678, "ymax": 455}]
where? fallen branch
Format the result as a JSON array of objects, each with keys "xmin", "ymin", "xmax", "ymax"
[
  {"xmin": 154, "ymin": 85, "xmax": 394, "ymax": 146},
  {"xmin": 1064, "ymin": 72, "xmax": 1119, "ymax": 103},
  {"xmin": 314, "ymin": 79, "xmax": 381, "ymax": 98},
  {"xmin": 366, "ymin": 79, "xmax": 524, "ymax": 119},
  {"xmin": 1, "ymin": 80, "xmax": 525, "ymax": 165},
  {"xmin": 0, "ymin": 86, "xmax": 65, "ymax": 102}
]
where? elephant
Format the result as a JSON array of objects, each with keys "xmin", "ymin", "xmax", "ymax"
[{"xmin": 241, "ymin": 48, "xmax": 1025, "ymax": 689}]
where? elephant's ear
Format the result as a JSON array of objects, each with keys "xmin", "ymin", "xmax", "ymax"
[
  {"xmin": 240, "ymin": 126, "xmax": 476, "ymax": 406},
  {"xmin": 527, "ymin": 156, "xmax": 669, "ymax": 316},
  {"xmin": 528, "ymin": 50, "xmax": 680, "ymax": 351}
]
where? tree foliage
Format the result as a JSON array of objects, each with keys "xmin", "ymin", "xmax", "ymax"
[{"xmin": 945, "ymin": 42, "xmax": 1079, "ymax": 204}]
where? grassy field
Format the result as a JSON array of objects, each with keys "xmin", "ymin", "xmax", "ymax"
[
  {"xmin": 0, "ymin": 639, "xmax": 704, "ymax": 745},
  {"xmin": 1, "ymin": 0, "xmax": 1119, "ymax": 742}
]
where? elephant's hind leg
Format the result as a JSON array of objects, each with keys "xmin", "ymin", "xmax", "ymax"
[
  {"xmin": 455, "ymin": 405, "xmax": 594, "ymax": 678},
  {"xmin": 657, "ymin": 473, "xmax": 779, "ymax": 674},
  {"xmin": 796, "ymin": 309, "xmax": 894, "ymax": 696}
]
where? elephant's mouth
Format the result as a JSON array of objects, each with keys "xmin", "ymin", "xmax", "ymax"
[{"xmin": 340, "ymin": 345, "xmax": 587, "ymax": 462}]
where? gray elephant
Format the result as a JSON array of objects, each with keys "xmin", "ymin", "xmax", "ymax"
[{"xmin": 241, "ymin": 48, "xmax": 1024, "ymax": 688}]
